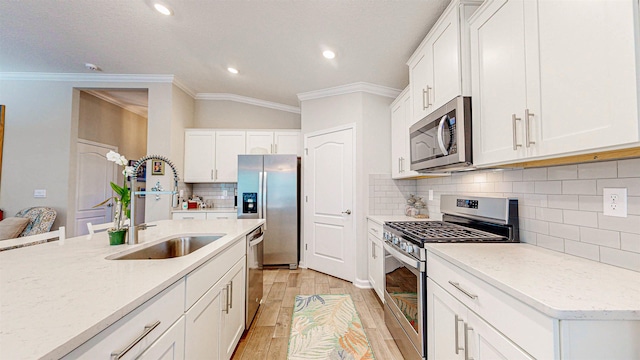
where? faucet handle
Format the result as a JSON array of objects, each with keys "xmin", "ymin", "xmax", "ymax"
[{"xmin": 136, "ymin": 223, "xmax": 157, "ymax": 230}]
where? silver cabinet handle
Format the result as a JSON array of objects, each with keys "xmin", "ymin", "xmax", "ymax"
[
  {"xmin": 270, "ymin": 144, "xmax": 274, "ymax": 153},
  {"xmin": 398, "ymin": 158, "xmax": 402, "ymax": 173},
  {"xmin": 455, "ymin": 315, "xmax": 464, "ymax": 354},
  {"xmin": 110, "ymin": 320, "xmax": 160, "ymax": 360},
  {"xmin": 400, "ymin": 157, "xmax": 404, "ymax": 173},
  {"xmin": 227, "ymin": 281, "xmax": 233, "ymax": 309},
  {"xmin": 183, "ymin": 216, "xmax": 194, "ymax": 220},
  {"xmin": 525, "ymin": 108, "xmax": 535, "ymax": 147},
  {"xmin": 342, "ymin": 210, "xmax": 351, "ymax": 215},
  {"xmin": 422, "ymin": 88, "xmax": 428, "ymax": 110},
  {"xmin": 512, "ymin": 114, "xmax": 522, "ymax": 150},
  {"xmin": 211, "ymin": 169, "xmax": 214, "ymax": 180},
  {"xmin": 371, "ymin": 242, "xmax": 375, "ymax": 259},
  {"xmin": 464, "ymin": 322, "xmax": 474, "ymax": 360},
  {"xmin": 448, "ymin": 281, "xmax": 478, "ymax": 300},
  {"xmin": 370, "ymin": 227, "xmax": 379, "ymax": 234},
  {"xmin": 274, "ymin": 144, "xmax": 278, "ymax": 153},
  {"xmin": 426, "ymin": 86, "xmax": 432, "ymax": 108},
  {"xmin": 222, "ymin": 286, "xmax": 229, "ymax": 314},
  {"xmin": 215, "ymin": 169, "xmax": 218, "ymax": 180}
]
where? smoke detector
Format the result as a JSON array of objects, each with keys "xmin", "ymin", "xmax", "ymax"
[{"xmin": 85, "ymin": 63, "xmax": 101, "ymax": 71}]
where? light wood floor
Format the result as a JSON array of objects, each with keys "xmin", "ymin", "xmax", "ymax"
[{"xmin": 231, "ymin": 267, "xmax": 404, "ymax": 360}]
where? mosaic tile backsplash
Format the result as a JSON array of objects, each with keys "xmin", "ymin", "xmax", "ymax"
[
  {"xmin": 191, "ymin": 183, "xmax": 237, "ymax": 209},
  {"xmin": 369, "ymin": 158, "xmax": 640, "ymax": 272}
]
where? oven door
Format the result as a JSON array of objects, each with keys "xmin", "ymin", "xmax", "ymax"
[{"xmin": 383, "ymin": 242, "xmax": 426, "ymax": 359}]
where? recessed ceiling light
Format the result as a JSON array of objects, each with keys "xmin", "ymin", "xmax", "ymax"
[
  {"xmin": 227, "ymin": 67, "xmax": 239, "ymax": 74},
  {"xmin": 154, "ymin": 3, "xmax": 173, "ymax": 15},
  {"xmin": 84, "ymin": 63, "xmax": 101, "ymax": 71},
  {"xmin": 323, "ymin": 50, "xmax": 336, "ymax": 59}
]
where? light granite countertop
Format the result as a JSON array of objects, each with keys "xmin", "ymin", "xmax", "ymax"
[
  {"xmin": 426, "ymin": 243, "xmax": 640, "ymax": 321},
  {"xmin": 366, "ymin": 215, "xmax": 432, "ymax": 225},
  {"xmin": 0, "ymin": 219, "xmax": 264, "ymax": 360}
]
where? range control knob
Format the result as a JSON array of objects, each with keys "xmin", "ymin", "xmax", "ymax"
[
  {"xmin": 406, "ymin": 244, "xmax": 414, "ymax": 253},
  {"xmin": 392, "ymin": 236, "xmax": 400, "ymax": 245},
  {"xmin": 400, "ymin": 242, "xmax": 407, "ymax": 250}
]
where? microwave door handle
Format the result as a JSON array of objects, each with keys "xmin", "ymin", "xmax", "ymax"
[{"xmin": 437, "ymin": 115, "xmax": 449, "ymax": 156}]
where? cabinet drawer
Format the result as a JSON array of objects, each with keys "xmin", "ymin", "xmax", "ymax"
[
  {"xmin": 206, "ymin": 212, "xmax": 238, "ymax": 220},
  {"xmin": 172, "ymin": 212, "xmax": 206, "ymax": 220},
  {"xmin": 64, "ymin": 279, "xmax": 185, "ymax": 360},
  {"xmin": 427, "ymin": 252, "xmax": 557, "ymax": 360},
  {"xmin": 367, "ymin": 220, "xmax": 383, "ymax": 239},
  {"xmin": 185, "ymin": 239, "xmax": 246, "ymax": 310}
]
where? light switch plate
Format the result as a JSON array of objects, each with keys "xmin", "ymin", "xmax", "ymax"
[
  {"xmin": 603, "ymin": 188, "xmax": 627, "ymax": 217},
  {"xmin": 34, "ymin": 189, "xmax": 47, "ymax": 198},
  {"xmin": 429, "ymin": 190, "xmax": 434, "ymax": 201}
]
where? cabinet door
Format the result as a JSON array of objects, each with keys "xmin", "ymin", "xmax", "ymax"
[
  {"xmin": 274, "ymin": 131, "xmax": 301, "ymax": 156},
  {"xmin": 391, "ymin": 99, "xmax": 405, "ymax": 179},
  {"xmin": 470, "ymin": 0, "xmax": 528, "ymax": 166},
  {"xmin": 220, "ymin": 258, "xmax": 246, "ymax": 360},
  {"xmin": 467, "ymin": 311, "xmax": 533, "ymax": 360},
  {"xmin": 427, "ymin": 279, "xmax": 467, "ymax": 360},
  {"xmin": 246, "ymin": 131, "xmax": 274, "ymax": 154},
  {"xmin": 430, "ymin": 7, "xmax": 461, "ymax": 111},
  {"xmin": 367, "ymin": 234, "xmax": 378, "ymax": 292},
  {"xmin": 184, "ymin": 130, "xmax": 215, "ymax": 182},
  {"xmin": 409, "ymin": 48, "xmax": 432, "ymax": 125},
  {"xmin": 138, "ymin": 317, "xmax": 185, "ymax": 360},
  {"xmin": 184, "ymin": 281, "xmax": 223, "ymax": 359},
  {"xmin": 534, "ymin": 0, "xmax": 639, "ymax": 156},
  {"xmin": 215, "ymin": 131, "xmax": 246, "ymax": 182}
]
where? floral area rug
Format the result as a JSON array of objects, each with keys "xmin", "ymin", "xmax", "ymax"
[{"xmin": 287, "ymin": 294, "xmax": 375, "ymax": 360}]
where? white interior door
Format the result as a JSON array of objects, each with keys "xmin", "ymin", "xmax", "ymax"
[
  {"xmin": 304, "ymin": 126, "xmax": 355, "ymax": 282},
  {"xmin": 75, "ymin": 140, "xmax": 117, "ymax": 236}
]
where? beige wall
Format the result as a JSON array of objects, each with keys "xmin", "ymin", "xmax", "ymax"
[
  {"xmin": 0, "ymin": 78, "xmax": 179, "ymax": 235},
  {"xmin": 300, "ymin": 91, "xmax": 393, "ymax": 285},
  {"xmin": 194, "ymin": 100, "xmax": 300, "ymax": 129},
  {"xmin": 78, "ymin": 91, "xmax": 148, "ymax": 161}
]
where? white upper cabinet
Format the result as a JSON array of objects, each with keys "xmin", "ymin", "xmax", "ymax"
[
  {"xmin": 408, "ymin": 0, "xmax": 481, "ymax": 126},
  {"xmin": 215, "ymin": 131, "xmax": 246, "ymax": 183},
  {"xmin": 184, "ymin": 130, "xmax": 216, "ymax": 182},
  {"xmin": 471, "ymin": 0, "xmax": 640, "ymax": 167},
  {"xmin": 246, "ymin": 130, "xmax": 301, "ymax": 156},
  {"xmin": 391, "ymin": 88, "xmax": 420, "ymax": 179}
]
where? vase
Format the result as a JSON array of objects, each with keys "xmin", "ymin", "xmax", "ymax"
[{"xmin": 108, "ymin": 228, "xmax": 127, "ymax": 245}]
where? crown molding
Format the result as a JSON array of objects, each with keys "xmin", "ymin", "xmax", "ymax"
[
  {"xmin": 297, "ymin": 82, "xmax": 402, "ymax": 102},
  {"xmin": 0, "ymin": 72, "xmax": 176, "ymax": 83},
  {"xmin": 83, "ymin": 90, "xmax": 148, "ymax": 118},
  {"xmin": 171, "ymin": 76, "xmax": 197, "ymax": 98},
  {"xmin": 195, "ymin": 93, "xmax": 301, "ymax": 114}
]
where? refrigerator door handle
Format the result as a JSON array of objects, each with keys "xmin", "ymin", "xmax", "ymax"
[
  {"xmin": 263, "ymin": 172, "xmax": 268, "ymax": 230},
  {"xmin": 258, "ymin": 171, "xmax": 264, "ymax": 221}
]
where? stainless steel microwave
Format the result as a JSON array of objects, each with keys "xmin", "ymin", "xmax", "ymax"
[{"xmin": 409, "ymin": 96, "xmax": 472, "ymax": 172}]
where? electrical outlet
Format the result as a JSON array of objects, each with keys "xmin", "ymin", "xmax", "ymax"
[
  {"xmin": 429, "ymin": 190, "xmax": 434, "ymax": 201},
  {"xmin": 603, "ymin": 188, "xmax": 627, "ymax": 217},
  {"xmin": 223, "ymin": 190, "xmax": 228, "ymax": 197},
  {"xmin": 34, "ymin": 189, "xmax": 46, "ymax": 198}
]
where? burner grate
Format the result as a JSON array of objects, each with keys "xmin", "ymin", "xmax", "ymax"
[{"xmin": 387, "ymin": 221, "xmax": 505, "ymax": 242}]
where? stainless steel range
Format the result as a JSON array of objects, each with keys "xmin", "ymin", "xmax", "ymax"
[{"xmin": 382, "ymin": 195, "xmax": 519, "ymax": 360}]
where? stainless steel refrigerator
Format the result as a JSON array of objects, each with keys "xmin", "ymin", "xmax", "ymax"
[{"xmin": 237, "ymin": 155, "xmax": 299, "ymax": 269}]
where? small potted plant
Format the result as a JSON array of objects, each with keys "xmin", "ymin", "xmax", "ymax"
[{"xmin": 95, "ymin": 151, "xmax": 133, "ymax": 245}]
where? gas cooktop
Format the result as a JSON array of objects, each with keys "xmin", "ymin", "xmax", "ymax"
[{"xmin": 384, "ymin": 221, "xmax": 507, "ymax": 244}]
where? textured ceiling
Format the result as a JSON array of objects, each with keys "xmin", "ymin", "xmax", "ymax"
[{"xmin": 1, "ymin": 0, "xmax": 450, "ymax": 106}]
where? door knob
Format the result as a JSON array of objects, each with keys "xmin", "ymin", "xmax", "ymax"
[
  {"xmin": 342, "ymin": 210, "xmax": 351, "ymax": 215},
  {"xmin": 106, "ymin": 203, "xmax": 113, "ymax": 208}
]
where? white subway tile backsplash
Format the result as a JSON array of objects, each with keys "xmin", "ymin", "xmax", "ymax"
[
  {"xmin": 578, "ymin": 161, "xmax": 617, "ymax": 179},
  {"xmin": 370, "ymin": 158, "xmax": 640, "ymax": 272},
  {"xmin": 548, "ymin": 165, "xmax": 577, "ymax": 180},
  {"xmin": 563, "ymin": 210, "xmax": 598, "ymax": 228},
  {"xmin": 547, "ymin": 195, "xmax": 579, "ymax": 210},
  {"xmin": 618, "ymin": 158, "xmax": 640, "ymax": 178},
  {"xmin": 564, "ymin": 240, "xmax": 600, "ymax": 261},
  {"xmin": 562, "ymin": 180, "xmax": 597, "ymax": 195},
  {"xmin": 535, "ymin": 181, "xmax": 562, "ymax": 194},
  {"xmin": 579, "ymin": 227, "xmax": 620, "ymax": 248},
  {"xmin": 600, "ymin": 247, "xmax": 640, "ymax": 272},
  {"xmin": 523, "ymin": 168, "xmax": 547, "ymax": 181},
  {"xmin": 621, "ymin": 232, "xmax": 640, "ymax": 253}
]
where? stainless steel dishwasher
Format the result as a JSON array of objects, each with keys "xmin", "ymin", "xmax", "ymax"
[{"xmin": 246, "ymin": 225, "xmax": 264, "ymax": 329}]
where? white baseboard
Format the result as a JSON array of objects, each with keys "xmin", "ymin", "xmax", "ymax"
[{"xmin": 353, "ymin": 277, "xmax": 373, "ymax": 289}]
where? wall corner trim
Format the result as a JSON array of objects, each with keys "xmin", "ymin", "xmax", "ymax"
[
  {"xmin": 297, "ymin": 82, "xmax": 402, "ymax": 102},
  {"xmin": 194, "ymin": 93, "xmax": 301, "ymax": 114}
]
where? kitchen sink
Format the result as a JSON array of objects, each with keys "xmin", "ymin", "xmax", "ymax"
[{"xmin": 109, "ymin": 235, "xmax": 224, "ymax": 260}]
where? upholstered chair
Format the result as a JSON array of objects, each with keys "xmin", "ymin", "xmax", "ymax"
[{"xmin": 15, "ymin": 207, "xmax": 57, "ymax": 237}]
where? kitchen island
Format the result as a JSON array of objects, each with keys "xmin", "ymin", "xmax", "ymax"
[{"xmin": 0, "ymin": 219, "xmax": 264, "ymax": 360}]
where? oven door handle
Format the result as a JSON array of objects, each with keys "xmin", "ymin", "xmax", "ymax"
[{"xmin": 384, "ymin": 242, "xmax": 425, "ymax": 272}]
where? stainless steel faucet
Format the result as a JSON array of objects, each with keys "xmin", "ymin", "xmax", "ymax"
[{"xmin": 127, "ymin": 155, "xmax": 180, "ymax": 245}]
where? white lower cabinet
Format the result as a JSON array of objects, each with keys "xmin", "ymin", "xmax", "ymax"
[
  {"xmin": 185, "ymin": 257, "xmax": 245, "ymax": 360},
  {"xmin": 172, "ymin": 212, "xmax": 207, "ymax": 220},
  {"xmin": 137, "ymin": 316, "xmax": 185, "ymax": 360},
  {"xmin": 366, "ymin": 220, "xmax": 384, "ymax": 301},
  {"xmin": 207, "ymin": 212, "xmax": 238, "ymax": 220}
]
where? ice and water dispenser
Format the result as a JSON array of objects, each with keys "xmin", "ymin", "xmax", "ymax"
[{"xmin": 242, "ymin": 193, "xmax": 257, "ymax": 214}]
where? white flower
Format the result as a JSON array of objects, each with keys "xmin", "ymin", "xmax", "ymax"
[
  {"xmin": 106, "ymin": 150, "xmax": 128, "ymax": 166},
  {"xmin": 123, "ymin": 166, "xmax": 134, "ymax": 177}
]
